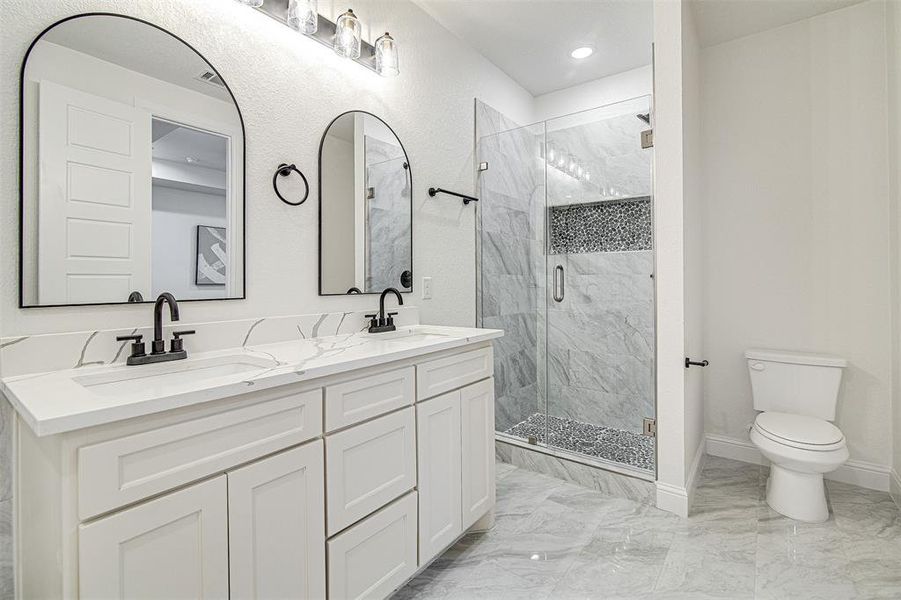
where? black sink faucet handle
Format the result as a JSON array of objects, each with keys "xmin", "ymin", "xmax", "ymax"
[
  {"xmin": 170, "ymin": 330, "xmax": 195, "ymax": 353},
  {"xmin": 386, "ymin": 311, "xmax": 399, "ymax": 327},
  {"xmin": 116, "ymin": 334, "xmax": 146, "ymax": 358}
]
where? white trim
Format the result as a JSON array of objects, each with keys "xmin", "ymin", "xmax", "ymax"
[
  {"xmin": 705, "ymin": 433, "xmax": 891, "ymax": 492},
  {"xmin": 890, "ymin": 468, "xmax": 901, "ymax": 510},
  {"xmin": 656, "ymin": 481, "xmax": 688, "ymax": 517},
  {"xmin": 686, "ymin": 438, "xmax": 707, "ymax": 512}
]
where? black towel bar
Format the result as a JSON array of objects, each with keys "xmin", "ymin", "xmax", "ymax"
[{"xmin": 428, "ymin": 187, "xmax": 479, "ymax": 205}]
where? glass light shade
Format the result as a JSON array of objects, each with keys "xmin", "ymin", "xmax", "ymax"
[
  {"xmin": 375, "ymin": 32, "xmax": 399, "ymax": 77},
  {"xmin": 567, "ymin": 155, "xmax": 577, "ymax": 176},
  {"xmin": 237, "ymin": 0, "xmax": 264, "ymax": 7},
  {"xmin": 334, "ymin": 9, "xmax": 362, "ymax": 59},
  {"xmin": 288, "ymin": 0, "xmax": 318, "ymax": 34},
  {"xmin": 546, "ymin": 143, "xmax": 556, "ymax": 164},
  {"xmin": 584, "ymin": 171, "xmax": 591, "ymax": 183},
  {"xmin": 555, "ymin": 152, "xmax": 566, "ymax": 169}
]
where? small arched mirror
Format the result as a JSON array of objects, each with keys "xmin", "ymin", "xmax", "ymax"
[
  {"xmin": 319, "ymin": 111, "xmax": 412, "ymax": 295},
  {"xmin": 20, "ymin": 14, "xmax": 244, "ymax": 307}
]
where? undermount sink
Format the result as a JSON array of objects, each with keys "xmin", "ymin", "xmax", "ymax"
[
  {"xmin": 72, "ymin": 354, "xmax": 279, "ymax": 396},
  {"xmin": 366, "ymin": 327, "xmax": 455, "ymax": 344}
]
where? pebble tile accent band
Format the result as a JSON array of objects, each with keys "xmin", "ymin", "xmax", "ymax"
[
  {"xmin": 505, "ymin": 413, "xmax": 655, "ymax": 472},
  {"xmin": 549, "ymin": 196, "xmax": 652, "ymax": 254}
]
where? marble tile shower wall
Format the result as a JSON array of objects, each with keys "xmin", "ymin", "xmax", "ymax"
[
  {"xmin": 547, "ymin": 250, "xmax": 655, "ymax": 433},
  {"xmin": 365, "ymin": 137, "xmax": 410, "ymax": 291},
  {"xmin": 476, "ymin": 101, "xmax": 545, "ymax": 432}
]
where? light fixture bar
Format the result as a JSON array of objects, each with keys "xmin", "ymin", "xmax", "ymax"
[{"xmin": 255, "ymin": 0, "xmax": 379, "ymax": 73}]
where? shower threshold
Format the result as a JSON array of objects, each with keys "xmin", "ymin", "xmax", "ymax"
[{"xmin": 503, "ymin": 413, "xmax": 655, "ymax": 474}]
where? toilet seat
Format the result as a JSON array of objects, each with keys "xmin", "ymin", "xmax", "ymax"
[{"xmin": 753, "ymin": 411, "xmax": 845, "ymax": 451}]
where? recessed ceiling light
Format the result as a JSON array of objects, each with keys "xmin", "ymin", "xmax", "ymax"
[
  {"xmin": 570, "ymin": 46, "xmax": 594, "ymax": 59},
  {"xmin": 185, "ymin": 156, "xmax": 199, "ymax": 164}
]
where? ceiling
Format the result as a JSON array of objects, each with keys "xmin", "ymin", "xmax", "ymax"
[
  {"xmin": 43, "ymin": 15, "xmax": 233, "ymax": 102},
  {"xmin": 415, "ymin": 0, "xmax": 653, "ymax": 96},
  {"xmin": 153, "ymin": 124, "xmax": 228, "ymax": 171},
  {"xmin": 689, "ymin": 0, "xmax": 867, "ymax": 47}
]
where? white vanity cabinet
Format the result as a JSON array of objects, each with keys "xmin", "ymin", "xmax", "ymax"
[{"xmin": 13, "ymin": 339, "xmax": 497, "ymax": 600}]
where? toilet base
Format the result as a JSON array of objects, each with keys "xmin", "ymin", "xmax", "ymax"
[{"xmin": 766, "ymin": 464, "xmax": 829, "ymax": 522}]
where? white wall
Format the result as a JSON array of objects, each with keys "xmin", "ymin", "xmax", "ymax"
[
  {"xmin": 652, "ymin": 0, "xmax": 691, "ymax": 516},
  {"xmin": 701, "ymin": 0, "xmax": 892, "ymax": 468},
  {"xmin": 681, "ymin": 0, "xmax": 705, "ymax": 500},
  {"xmin": 888, "ymin": 0, "xmax": 901, "ymax": 504},
  {"xmin": 151, "ymin": 185, "xmax": 227, "ymax": 299},
  {"xmin": 533, "ymin": 65, "xmax": 653, "ymax": 122},
  {"xmin": 1, "ymin": 0, "xmax": 534, "ymax": 337}
]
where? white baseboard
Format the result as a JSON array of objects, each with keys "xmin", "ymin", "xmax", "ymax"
[
  {"xmin": 705, "ymin": 433, "xmax": 891, "ymax": 492},
  {"xmin": 891, "ymin": 469, "xmax": 901, "ymax": 509},
  {"xmin": 656, "ymin": 481, "xmax": 688, "ymax": 517}
]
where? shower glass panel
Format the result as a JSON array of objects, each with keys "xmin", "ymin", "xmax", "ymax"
[
  {"xmin": 478, "ymin": 96, "xmax": 655, "ymax": 477},
  {"xmin": 477, "ymin": 121, "xmax": 547, "ymax": 439}
]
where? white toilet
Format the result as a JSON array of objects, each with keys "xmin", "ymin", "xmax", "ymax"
[{"xmin": 746, "ymin": 349, "xmax": 849, "ymax": 522}]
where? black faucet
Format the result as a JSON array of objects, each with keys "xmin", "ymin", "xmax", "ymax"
[
  {"xmin": 117, "ymin": 292, "xmax": 195, "ymax": 365},
  {"xmin": 366, "ymin": 287, "xmax": 404, "ymax": 333}
]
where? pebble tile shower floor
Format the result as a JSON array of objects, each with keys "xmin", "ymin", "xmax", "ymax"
[
  {"xmin": 505, "ymin": 413, "xmax": 655, "ymax": 472},
  {"xmin": 393, "ymin": 456, "xmax": 901, "ymax": 599}
]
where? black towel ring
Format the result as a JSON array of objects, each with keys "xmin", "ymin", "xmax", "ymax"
[{"xmin": 273, "ymin": 163, "xmax": 310, "ymax": 206}]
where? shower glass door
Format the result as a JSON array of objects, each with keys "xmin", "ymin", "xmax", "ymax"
[{"xmin": 543, "ymin": 97, "xmax": 656, "ymax": 474}]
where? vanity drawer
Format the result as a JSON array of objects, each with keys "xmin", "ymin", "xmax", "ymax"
[
  {"xmin": 78, "ymin": 387, "xmax": 323, "ymax": 520},
  {"xmin": 327, "ymin": 492, "xmax": 418, "ymax": 600},
  {"xmin": 416, "ymin": 346, "xmax": 493, "ymax": 401},
  {"xmin": 325, "ymin": 365, "xmax": 415, "ymax": 431},
  {"xmin": 325, "ymin": 407, "xmax": 416, "ymax": 535}
]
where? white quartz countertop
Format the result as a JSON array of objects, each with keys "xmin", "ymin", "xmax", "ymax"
[{"xmin": 1, "ymin": 325, "xmax": 502, "ymax": 437}]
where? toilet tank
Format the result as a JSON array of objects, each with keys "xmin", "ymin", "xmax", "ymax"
[{"xmin": 745, "ymin": 349, "xmax": 847, "ymax": 420}]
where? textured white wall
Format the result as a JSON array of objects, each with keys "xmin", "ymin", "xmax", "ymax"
[
  {"xmin": 652, "ymin": 0, "xmax": 689, "ymax": 514},
  {"xmin": 0, "ymin": 0, "xmax": 535, "ymax": 337},
  {"xmin": 701, "ymin": 0, "xmax": 892, "ymax": 467},
  {"xmin": 889, "ymin": 0, "xmax": 901, "ymax": 502},
  {"xmin": 681, "ymin": 0, "xmax": 705, "ymax": 491}
]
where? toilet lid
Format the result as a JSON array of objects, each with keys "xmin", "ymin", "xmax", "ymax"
[{"xmin": 755, "ymin": 412, "xmax": 844, "ymax": 447}]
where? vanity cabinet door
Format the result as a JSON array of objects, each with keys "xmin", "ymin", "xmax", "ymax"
[
  {"xmin": 416, "ymin": 391, "xmax": 462, "ymax": 564},
  {"xmin": 461, "ymin": 378, "xmax": 496, "ymax": 529},
  {"xmin": 228, "ymin": 441, "xmax": 326, "ymax": 600},
  {"xmin": 79, "ymin": 475, "xmax": 228, "ymax": 599}
]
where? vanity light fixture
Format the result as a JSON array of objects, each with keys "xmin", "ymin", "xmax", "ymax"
[
  {"xmin": 570, "ymin": 46, "xmax": 594, "ymax": 59},
  {"xmin": 375, "ymin": 32, "xmax": 399, "ymax": 77},
  {"xmin": 288, "ymin": 0, "xmax": 318, "ymax": 34},
  {"xmin": 334, "ymin": 9, "xmax": 362, "ymax": 59},
  {"xmin": 241, "ymin": 1, "xmax": 400, "ymax": 76}
]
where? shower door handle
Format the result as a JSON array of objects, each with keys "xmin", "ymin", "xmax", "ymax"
[{"xmin": 553, "ymin": 265, "xmax": 565, "ymax": 302}]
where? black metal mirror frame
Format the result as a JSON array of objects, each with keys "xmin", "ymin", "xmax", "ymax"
[
  {"xmin": 18, "ymin": 12, "xmax": 247, "ymax": 308},
  {"xmin": 317, "ymin": 110, "xmax": 413, "ymax": 296}
]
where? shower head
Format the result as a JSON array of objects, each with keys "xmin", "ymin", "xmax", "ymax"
[{"xmin": 637, "ymin": 113, "xmax": 651, "ymax": 124}]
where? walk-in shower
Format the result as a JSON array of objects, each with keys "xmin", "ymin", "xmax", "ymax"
[{"xmin": 477, "ymin": 96, "xmax": 656, "ymax": 478}]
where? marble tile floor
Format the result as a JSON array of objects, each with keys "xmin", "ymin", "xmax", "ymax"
[
  {"xmin": 392, "ymin": 456, "xmax": 901, "ymax": 600},
  {"xmin": 505, "ymin": 413, "xmax": 655, "ymax": 472}
]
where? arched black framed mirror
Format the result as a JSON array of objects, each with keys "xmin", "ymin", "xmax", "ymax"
[
  {"xmin": 318, "ymin": 111, "xmax": 412, "ymax": 296},
  {"xmin": 19, "ymin": 13, "xmax": 245, "ymax": 307}
]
